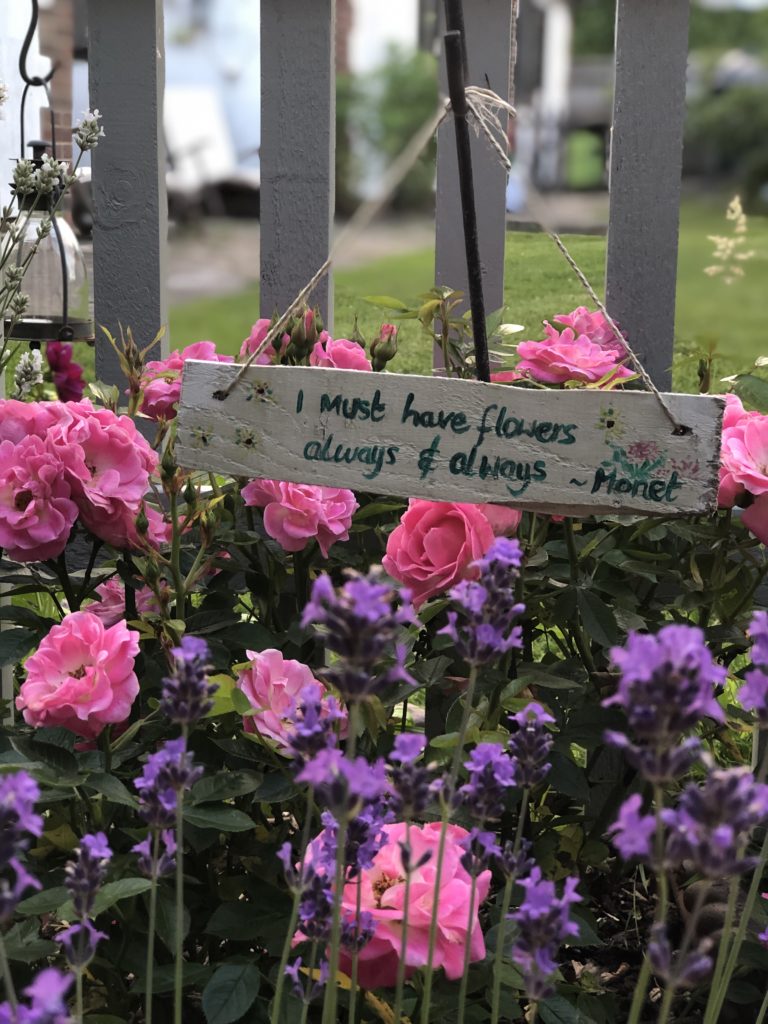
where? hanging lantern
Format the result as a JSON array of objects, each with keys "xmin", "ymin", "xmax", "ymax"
[{"xmin": 3, "ymin": 0, "xmax": 94, "ymax": 344}]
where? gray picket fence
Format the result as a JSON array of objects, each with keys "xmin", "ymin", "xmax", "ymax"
[{"xmin": 85, "ymin": 0, "xmax": 690, "ymax": 391}]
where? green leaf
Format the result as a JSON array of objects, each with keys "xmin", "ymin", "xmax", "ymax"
[
  {"xmin": 202, "ymin": 964, "xmax": 261, "ymax": 1024},
  {"xmin": 362, "ymin": 294, "xmax": 410, "ymax": 311},
  {"xmin": 576, "ymin": 590, "xmax": 618, "ymax": 648},
  {"xmin": 729, "ymin": 373, "xmax": 768, "ymax": 413},
  {"xmin": 83, "ymin": 1016, "xmax": 127, "ymax": 1024},
  {"xmin": 132, "ymin": 962, "xmax": 212, "ymax": 994},
  {"xmin": 154, "ymin": 889, "xmax": 190, "ymax": 952},
  {"xmin": 539, "ymin": 995, "xmax": 596, "ymax": 1024},
  {"xmin": 0, "ymin": 628, "xmax": 37, "ymax": 667},
  {"xmin": 251, "ymin": 773, "xmax": 300, "ymax": 803},
  {"xmin": 57, "ymin": 878, "xmax": 152, "ymax": 920},
  {"xmin": 0, "ymin": 606, "xmax": 54, "ymax": 629},
  {"xmin": 183, "ymin": 805, "xmax": 255, "ymax": 832},
  {"xmin": 10, "ymin": 737, "xmax": 78, "ymax": 778},
  {"xmin": 205, "ymin": 894, "xmax": 291, "ymax": 941},
  {"xmin": 83, "ymin": 772, "xmax": 138, "ymax": 808},
  {"xmin": 548, "ymin": 751, "xmax": 590, "ymax": 803},
  {"xmin": 17, "ymin": 886, "xmax": 69, "ymax": 916},
  {"xmin": 191, "ymin": 770, "xmax": 263, "ymax": 805},
  {"xmin": 224, "ymin": 622, "xmax": 276, "ymax": 651},
  {"xmin": 230, "ymin": 688, "xmax": 255, "ymax": 717}
]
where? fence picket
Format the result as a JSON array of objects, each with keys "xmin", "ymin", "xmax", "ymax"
[
  {"xmin": 260, "ymin": 0, "xmax": 336, "ymax": 329},
  {"xmin": 435, "ymin": 0, "xmax": 513, "ymax": 367},
  {"xmin": 86, "ymin": 0, "xmax": 169, "ymax": 384},
  {"xmin": 605, "ymin": 0, "xmax": 690, "ymax": 390}
]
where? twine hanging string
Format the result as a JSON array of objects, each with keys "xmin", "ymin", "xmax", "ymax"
[
  {"xmin": 214, "ymin": 60, "xmax": 686, "ymax": 433},
  {"xmin": 213, "ymin": 103, "xmax": 448, "ymax": 401}
]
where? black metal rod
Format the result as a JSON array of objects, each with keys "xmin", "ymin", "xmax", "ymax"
[
  {"xmin": 444, "ymin": 29, "xmax": 491, "ymax": 384},
  {"xmin": 443, "ymin": 0, "xmax": 469, "ymax": 81}
]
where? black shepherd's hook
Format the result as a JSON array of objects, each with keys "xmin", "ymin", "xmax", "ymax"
[
  {"xmin": 18, "ymin": 0, "xmax": 58, "ymax": 158},
  {"xmin": 19, "ymin": 0, "xmax": 56, "ymax": 87}
]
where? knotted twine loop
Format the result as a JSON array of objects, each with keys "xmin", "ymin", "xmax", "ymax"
[
  {"xmin": 212, "ymin": 92, "xmax": 511, "ymax": 401},
  {"xmin": 214, "ymin": 67, "xmax": 686, "ymax": 436}
]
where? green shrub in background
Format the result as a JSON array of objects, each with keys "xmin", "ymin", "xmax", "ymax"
[{"xmin": 357, "ymin": 45, "xmax": 439, "ymax": 212}]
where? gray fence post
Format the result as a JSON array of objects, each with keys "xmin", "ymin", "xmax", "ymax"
[
  {"xmin": 435, "ymin": 0, "xmax": 513, "ymax": 365},
  {"xmin": 260, "ymin": 0, "xmax": 336, "ymax": 328},
  {"xmin": 605, "ymin": 0, "xmax": 690, "ymax": 391},
  {"xmin": 86, "ymin": 0, "xmax": 168, "ymax": 385}
]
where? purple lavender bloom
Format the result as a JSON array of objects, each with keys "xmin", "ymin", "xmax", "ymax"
[
  {"xmin": 296, "ymin": 748, "xmax": 388, "ymax": 818},
  {"xmin": 0, "ymin": 771, "xmax": 43, "ymax": 864},
  {"xmin": 749, "ymin": 610, "xmax": 768, "ymax": 667},
  {"xmin": 134, "ymin": 738, "xmax": 203, "ymax": 828},
  {"xmin": 647, "ymin": 923, "xmax": 713, "ymax": 989},
  {"xmin": 64, "ymin": 832, "xmax": 112, "ymax": 919},
  {"xmin": 388, "ymin": 736, "xmax": 432, "ymax": 818},
  {"xmin": 284, "ymin": 956, "xmax": 329, "ymax": 1003},
  {"xmin": 341, "ymin": 909, "xmax": 375, "ymax": 952},
  {"xmin": 0, "ymin": 968, "xmax": 73, "ymax": 1024},
  {"xmin": 662, "ymin": 767, "xmax": 768, "ymax": 877},
  {"xmin": 132, "ymin": 829, "xmax": 176, "ymax": 879},
  {"xmin": 439, "ymin": 538, "xmax": 525, "ymax": 665},
  {"xmin": 297, "ymin": 870, "xmax": 334, "ymax": 943},
  {"xmin": 301, "ymin": 569, "xmax": 415, "ymax": 701},
  {"xmin": 0, "ymin": 859, "xmax": 41, "ymax": 927},
  {"xmin": 509, "ymin": 867, "xmax": 582, "ymax": 1000},
  {"xmin": 604, "ymin": 731, "xmax": 702, "ymax": 785},
  {"xmin": 318, "ymin": 800, "xmax": 391, "ymax": 880},
  {"xmin": 57, "ymin": 918, "xmax": 107, "ymax": 969},
  {"xmin": 508, "ymin": 703, "xmax": 555, "ymax": 788},
  {"xmin": 497, "ymin": 837, "xmax": 536, "ymax": 881},
  {"xmin": 605, "ymin": 625, "xmax": 725, "ymax": 781},
  {"xmin": 161, "ymin": 636, "xmax": 218, "ymax": 726},
  {"xmin": 607, "ymin": 795, "xmax": 656, "ymax": 861},
  {"xmin": 460, "ymin": 828, "xmax": 502, "ymax": 875},
  {"xmin": 0, "ymin": 771, "xmax": 43, "ymax": 925},
  {"xmin": 458, "ymin": 743, "xmax": 516, "ymax": 820},
  {"xmin": 739, "ymin": 668, "xmax": 768, "ymax": 728},
  {"xmin": 391, "ymin": 733, "xmax": 426, "ymax": 763},
  {"xmin": 607, "ymin": 625, "xmax": 724, "ymax": 726},
  {"xmin": 285, "ymin": 683, "xmax": 344, "ymax": 765}
]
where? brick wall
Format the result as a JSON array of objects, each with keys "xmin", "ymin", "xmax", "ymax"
[{"xmin": 37, "ymin": 0, "xmax": 74, "ymax": 163}]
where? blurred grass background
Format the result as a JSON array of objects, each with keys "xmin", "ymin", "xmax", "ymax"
[{"xmin": 169, "ymin": 195, "xmax": 767, "ymax": 393}]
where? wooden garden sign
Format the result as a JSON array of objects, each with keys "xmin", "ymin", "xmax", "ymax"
[{"xmin": 176, "ymin": 361, "xmax": 724, "ymax": 517}]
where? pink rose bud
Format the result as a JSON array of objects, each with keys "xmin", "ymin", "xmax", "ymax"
[{"xmin": 371, "ymin": 323, "xmax": 399, "ymax": 372}]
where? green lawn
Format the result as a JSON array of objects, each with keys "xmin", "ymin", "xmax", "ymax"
[{"xmin": 169, "ymin": 196, "xmax": 768, "ymax": 391}]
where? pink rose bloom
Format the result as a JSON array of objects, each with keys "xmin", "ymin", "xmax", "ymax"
[
  {"xmin": 0, "ymin": 436, "xmax": 78, "ymax": 562},
  {"xmin": 383, "ymin": 500, "xmax": 495, "ymax": 608},
  {"xmin": 478, "ymin": 503, "xmax": 523, "ymax": 537},
  {"xmin": 140, "ymin": 341, "xmax": 233, "ymax": 421},
  {"xmin": 239, "ymin": 318, "xmax": 291, "ymax": 365},
  {"xmin": 51, "ymin": 405, "xmax": 158, "ymax": 546},
  {"xmin": 491, "ymin": 369, "xmax": 523, "ymax": 384},
  {"xmin": 720, "ymin": 413, "xmax": 768, "ymax": 507},
  {"xmin": 46, "ymin": 342, "xmax": 86, "ymax": 403},
  {"xmin": 236, "ymin": 649, "xmax": 346, "ymax": 753},
  {"xmin": 516, "ymin": 324, "xmax": 633, "ymax": 385},
  {"xmin": 310, "ymin": 337, "xmax": 372, "ymax": 372},
  {"xmin": 0, "ymin": 399, "xmax": 73, "ymax": 445},
  {"xmin": 742, "ymin": 493, "xmax": 768, "ymax": 546},
  {"xmin": 304, "ymin": 821, "xmax": 491, "ymax": 988},
  {"xmin": 553, "ymin": 306, "xmax": 626, "ymax": 358},
  {"xmin": 16, "ymin": 611, "xmax": 140, "ymax": 739},
  {"xmin": 242, "ymin": 479, "xmax": 358, "ymax": 557},
  {"xmin": 88, "ymin": 577, "xmax": 161, "ymax": 627}
]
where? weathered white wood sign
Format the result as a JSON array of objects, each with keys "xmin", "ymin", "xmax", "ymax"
[{"xmin": 176, "ymin": 362, "xmax": 724, "ymax": 516}]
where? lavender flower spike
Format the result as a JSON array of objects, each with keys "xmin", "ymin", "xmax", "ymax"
[
  {"xmin": 509, "ymin": 867, "xmax": 582, "ymax": 1000},
  {"xmin": 134, "ymin": 737, "xmax": 203, "ymax": 828},
  {"xmin": 439, "ymin": 537, "xmax": 525, "ymax": 665},
  {"xmin": 301, "ymin": 567, "xmax": 415, "ymax": 701},
  {"xmin": 0, "ymin": 771, "xmax": 43, "ymax": 924},
  {"xmin": 65, "ymin": 831, "xmax": 112, "ymax": 919},
  {"xmin": 458, "ymin": 743, "xmax": 516, "ymax": 820},
  {"xmin": 508, "ymin": 702, "xmax": 555, "ymax": 788},
  {"xmin": 161, "ymin": 635, "xmax": 218, "ymax": 725},
  {"xmin": 0, "ymin": 968, "xmax": 73, "ymax": 1024}
]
